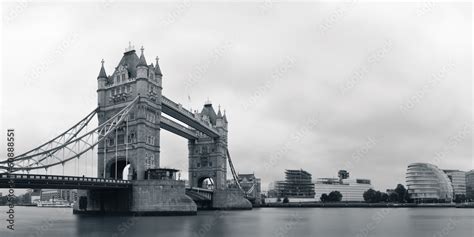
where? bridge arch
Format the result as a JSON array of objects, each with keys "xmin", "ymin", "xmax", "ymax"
[
  {"xmin": 107, "ymin": 157, "xmax": 135, "ymax": 180},
  {"xmin": 197, "ymin": 176, "xmax": 215, "ymax": 190}
]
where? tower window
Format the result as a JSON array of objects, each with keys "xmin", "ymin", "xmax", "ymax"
[
  {"xmin": 200, "ymin": 157, "xmax": 208, "ymax": 167},
  {"xmin": 117, "ymin": 135, "xmax": 125, "ymax": 145}
]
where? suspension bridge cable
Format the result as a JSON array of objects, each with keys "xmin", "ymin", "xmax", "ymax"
[
  {"xmin": 103, "ymin": 137, "xmax": 107, "ymax": 178},
  {"xmin": 125, "ymin": 116, "xmax": 129, "ymax": 173},
  {"xmin": 115, "ymin": 125, "xmax": 118, "ymax": 180}
]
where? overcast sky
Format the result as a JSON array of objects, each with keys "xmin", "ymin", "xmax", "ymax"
[{"xmin": 1, "ymin": 2, "xmax": 472, "ymax": 192}]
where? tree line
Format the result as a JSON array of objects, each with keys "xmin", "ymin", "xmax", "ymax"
[{"xmin": 363, "ymin": 184, "xmax": 409, "ymax": 203}]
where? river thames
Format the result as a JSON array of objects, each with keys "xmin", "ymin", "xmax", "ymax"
[{"xmin": 0, "ymin": 207, "xmax": 472, "ymax": 237}]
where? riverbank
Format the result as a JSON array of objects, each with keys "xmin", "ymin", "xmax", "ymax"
[{"xmin": 260, "ymin": 202, "xmax": 474, "ymax": 208}]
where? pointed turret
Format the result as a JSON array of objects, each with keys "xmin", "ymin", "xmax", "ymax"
[
  {"xmin": 97, "ymin": 59, "xmax": 107, "ymax": 79},
  {"xmin": 137, "ymin": 46, "xmax": 148, "ymax": 67},
  {"xmin": 223, "ymin": 110, "xmax": 228, "ymax": 123},
  {"xmin": 97, "ymin": 59, "xmax": 107, "ymax": 106},
  {"xmin": 155, "ymin": 56, "xmax": 163, "ymax": 76},
  {"xmin": 217, "ymin": 105, "xmax": 222, "ymax": 117}
]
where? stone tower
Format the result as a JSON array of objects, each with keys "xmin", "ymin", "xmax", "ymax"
[
  {"xmin": 188, "ymin": 102, "xmax": 229, "ymax": 190},
  {"xmin": 96, "ymin": 44, "xmax": 163, "ymax": 180}
]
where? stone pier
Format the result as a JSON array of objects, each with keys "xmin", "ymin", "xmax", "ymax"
[{"xmin": 73, "ymin": 179, "xmax": 197, "ymax": 215}]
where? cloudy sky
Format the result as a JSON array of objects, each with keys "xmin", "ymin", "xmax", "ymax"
[{"xmin": 1, "ymin": 1, "xmax": 472, "ymax": 192}]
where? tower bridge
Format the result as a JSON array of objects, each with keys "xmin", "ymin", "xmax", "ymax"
[{"xmin": 0, "ymin": 45, "xmax": 258, "ymax": 215}]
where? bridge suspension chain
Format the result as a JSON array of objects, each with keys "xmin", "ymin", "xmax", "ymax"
[
  {"xmin": 1, "ymin": 109, "xmax": 98, "ymax": 164},
  {"xmin": 0, "ymin": 97, "xmax": 140, "ymax": 173},
  {"xmin": 225, "ymin": 148, "xmax": 245, "ymax": 194}
]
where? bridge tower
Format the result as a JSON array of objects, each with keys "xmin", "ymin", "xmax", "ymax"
[
  {"xmin": 96, "ymin": 44, "xmax": 162, "ymax": 180},
  {"xmin": 188, "ymin": 103, "xmax": 228, "ymax": 190}
]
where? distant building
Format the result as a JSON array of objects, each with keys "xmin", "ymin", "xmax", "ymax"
[
  {"xmin": 40, "ymin": 189, "xmax": 77, "ymax": 204},
  {"xmin": 406, "ymin": 163, "xmax": 453, "ymax": 202},
  {"xmin": 443, "ymin": 170, "xmax": 466, "ymax": 197},
  {"xmin": 314, "ymin": 171, "xmax": 372, "ymax": 202},
  {"xmin": 238, "ymin": 173, "xmax": 261, "ymax": 205},
  {"xmin": 466, "ymin": 170, "xmax": 474, "ymax": 201},
  {"xmin": 275, "ymin": 169, "xmax": 315, "ymax": 198}
]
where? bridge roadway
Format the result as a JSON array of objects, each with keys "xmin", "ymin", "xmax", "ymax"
[
  {"xmin": 161, "ymin": 95, "xmax": 220, "ymax": 138},
  {"xmin": 185, "ymin": 187, "xmax": 213, "ymax": 201},
  {"xmin": 0, "ymin": 173, "xmax": 214, "ymax": 201},
  {"xmin": 0, "ymin": 173, "xmax": 131, "ymax": 190}
]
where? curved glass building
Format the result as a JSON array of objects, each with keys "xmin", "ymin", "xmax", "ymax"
[{"xmin": 406, "ymin": 163, "xmax": 453, "ymax": 202}]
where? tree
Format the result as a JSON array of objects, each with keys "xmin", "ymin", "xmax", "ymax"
[
  {"xmin": 328, "ymin": 191, "xmax": 343, "ymax": 202},
  {"xmin": 282, "ymin": 197, "xmax": 289, "ymax": 203},
  {"xmin": 388, "ymin": 192, "xmax": 399, "ymax": 203},
  {"xmin": 394, "ymin": 184, "xmax": 408, "ymax": 203},
  {"xmin": 276, "ymin": 197, "xmax": 282, "ymax": 202},
  {"xmin": 320, "ymin": 193, "xmax": 328, "ymax": 202},
  {"xmin": 381, "ymin": 193, "xmax": 389, "ymax": 203},
  {"xmin": 363, "ymin": 189, "xmax": 377, "ymax": 203},
  {"xmin": 454, "ymin": 194, "xmax": 466, "ymax": 203}
]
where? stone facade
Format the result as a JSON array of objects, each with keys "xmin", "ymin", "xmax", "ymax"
[
  {"xmin": 188, "ymin": 103, "xmax": 229, "ymax": 190},
  {"xmin": 131, "ymin": 180, "xmax": 196, "ymax": 215},
  {"xmin": 97, "ymin": 47, "xmax": 162, "ymax": 180}
]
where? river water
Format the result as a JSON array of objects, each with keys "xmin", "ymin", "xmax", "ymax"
[{"xmin": 0, "ymin": 206, "xmax": 472, "ymax": 237}]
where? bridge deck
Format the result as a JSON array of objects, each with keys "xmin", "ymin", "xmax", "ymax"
[
  {"xmin": 185, "ymin": 187, "xmax": 214, "ymax": 201},
  {"xmin": 0, "ymin": 174, "xmax": 131, "ymax": 190},
  {"xmin": 161, "ymin": 96, "xmax": 220, "ymax": 138}
]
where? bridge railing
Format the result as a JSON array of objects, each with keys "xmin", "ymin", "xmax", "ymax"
[
  {"xmin": 161, "ymin": 96, "xmax": 220, "ymax": 137},
  {"xmin": 0, "ymin": 173, "xmax": 131, "ymax": 184},
  {"xmin": 161, "ymin": 96, "xmax": 196, "ymax": 119}
]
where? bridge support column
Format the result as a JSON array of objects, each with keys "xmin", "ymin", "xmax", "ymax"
[
  {"xmin": 130, "ymin": 180, "xmax": 197, "ymax": 215},
  {"xmin": 211, "ymin": 189, "xmax": 252, "ymax": 210},
  {"xmin": 73, "ymin": 180, "xmax": 197, "ymax": 215},
  {"xmin": 73, "ymin": 189, "xmax": 131, "ymax": 215}
]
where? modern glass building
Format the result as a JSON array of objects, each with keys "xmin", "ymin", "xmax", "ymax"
[
  {"xmin": 314, "ymin": 178, "xmax": 372, "ymax": 202},
  {"xmin": 466, "ymin": 170, "xmax": 474, "ymax": 201},
  {"xmin": 443, "ymin": 170, "xmax": 466, "ymax": 197},
  {"xmin": 406, "ymin": 163, "xmax": 453, "ymax": 202}
]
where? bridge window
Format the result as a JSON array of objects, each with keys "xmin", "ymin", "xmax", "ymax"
[
  {"xmin": 108, "ymin": 138, "xmax": 115, "ymax": 146},
  {"xmin": 200, "ymin": 157, "xmax": 208, "ymax": 167},
  {"xmin": 128, "ymin": 133, "xmax": 135, "ymax": 143},
  {"xmin": 117, "ymin": 135, "xmax": 125, "ymax": 145}
]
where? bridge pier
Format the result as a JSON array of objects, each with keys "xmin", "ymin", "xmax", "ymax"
[
  {"xmin": 73, "ymin": 179, "xmax": 197, "ymax": 216},
  {"xmin": 130, "ymin": 179, "xmax": 196, "ymax": 215},
  {"xmin": 211, "ymin": 189, "xmax": 252, "ymax": 210},
  {"xmin": 73, "ymin": 189, "xmax": 131, "ymax": 215}
]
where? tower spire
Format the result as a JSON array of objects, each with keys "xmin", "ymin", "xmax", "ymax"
[
  {"xmin": 217, "ymin": 104, "xmax": 222, "ymax": 117},
  {"xmin": 137, "ymin": 46, "xmax": 147, "ymax": 67},
  {"xmin": 155, "ymin": 56, "xmax": 162, "ymax": 76},
  {"xmin": 97, "ymin": 59, "xmax": 107, "ymax": 79}
]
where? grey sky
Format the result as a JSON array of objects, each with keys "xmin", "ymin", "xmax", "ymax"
[{"xmin": 1, "ymin": 2, "xmax": 472, "ymax": 192}]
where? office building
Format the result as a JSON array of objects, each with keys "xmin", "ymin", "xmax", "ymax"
[{"xmin": 406, "ymin": 163, "xmax": 453, "ymax": 202}]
